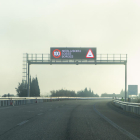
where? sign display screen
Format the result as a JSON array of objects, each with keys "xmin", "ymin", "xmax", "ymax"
[{"xmin": 50, "ymin": 47, "xmax": 96, "ymax": 60}]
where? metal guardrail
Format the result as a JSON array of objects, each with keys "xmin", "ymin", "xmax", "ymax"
[
  {"xmin": 0, "ymin": 97, "xmax": 112, "ymax": 107},
  {"xmin": 0, "ymin": 97, "xmax": 71, "ymax": 107},
  {"xmin": 113, "ymin": 100, "xmax": 140, "ymax": 115}
]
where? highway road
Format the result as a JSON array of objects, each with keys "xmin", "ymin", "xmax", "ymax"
[{"xmin": 0, "ymin": 99, "xmax": 140, "ymax": 140}]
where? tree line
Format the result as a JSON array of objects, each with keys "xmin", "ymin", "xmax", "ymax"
[
  {"xmin": 50, "ymin": 87, "xmax": 99, "ymax": 97},
  {"xmin": 16, "ymin": 76, "xmax": 40, "ymax": 97},
  {"xmin": 15, "ymin": 76, "xmax": 125, "ymax": 98},
  {"xmin": 101, "ymin": 89, "xmax": 125, "ymax": 97}
]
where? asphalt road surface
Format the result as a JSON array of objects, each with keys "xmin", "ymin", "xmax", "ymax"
[{"xmin": 0, "ymin": 99, "xmax": 140, "ymax": 140}]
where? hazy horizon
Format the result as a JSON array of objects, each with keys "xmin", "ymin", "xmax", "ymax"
[{"xmin": 1, "ymin": 0, "xmax": 140, "ymax": 96}]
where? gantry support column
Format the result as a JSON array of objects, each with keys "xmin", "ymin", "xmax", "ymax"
[
  {"xmin": 125, "ymin": 59, "xmax": 127, "ymax": 102},
  {"xmin": 27, "ymin": 62, "xmax": 30, "ymax": 97}
]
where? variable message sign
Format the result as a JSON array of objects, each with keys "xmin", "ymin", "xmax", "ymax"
[{"xmin": 50, "ymin": 47, "xmax": 96, "ymax": 59}]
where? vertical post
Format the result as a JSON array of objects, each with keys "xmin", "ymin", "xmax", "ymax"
[
  {"xmin": 27, "ymin": 63, "xmax": 30, "ymax": 97},
  {"xmin": 113, "ymin": 54, "xmax": 114, "ymax": 62},
  {"xmin": 107, "ymin": 54, "xmax": 108, "ymax": 62},
  {"xmin": 125, "ymin": 54, "xmax": 127, "ymax": 101},
  {"xmin": 42, "ymin": 54, "xmax": 43, "ymax": 62},
  {"xmin": 36, "ymin": 54, "xmax": 37, "ymax": 62},
  {"xmin": 26, "ymin": 53, "xmax": 28, "ymax": 89}
]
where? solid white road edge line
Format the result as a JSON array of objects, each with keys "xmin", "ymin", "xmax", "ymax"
[{"xmin": 93, "ymin": 104, "xmax": 140, "ymax": 140}]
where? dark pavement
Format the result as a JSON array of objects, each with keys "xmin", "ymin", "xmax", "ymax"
[{"xmin": 0, "ymin": 99, "xmax": 140, "ymax": 140}]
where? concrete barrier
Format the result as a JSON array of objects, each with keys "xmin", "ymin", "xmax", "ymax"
[
  {"xmin": 126, "ymin": 105, "xmax": 130, "ymax": 112},
  {"xmin": 114, "ymin": 100, "xmax": 140, "ymax": 116},
  {"xmin": 4, "ymin": 101, "xmax": 7, "ymax": 106},
  {"xmin": 1, "ymin": 101, "xmax": 3, "ymax": 106},
  {"xmin": 121, "ymin": 104, "xmax": 126, "ymax": 110},
  {"xmin": 137, "ymin": 107, "xmax": 140, "ymax": 115}
]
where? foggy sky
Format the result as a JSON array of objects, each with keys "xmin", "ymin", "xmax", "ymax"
[{"xmin": 1, "ymin": 0, "xmax": 140, "ymax": 96}]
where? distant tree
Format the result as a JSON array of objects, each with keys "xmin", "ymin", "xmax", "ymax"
[
  {"xmin": 2, "ymin": 93, "xmax": 14, "ymax": 97},
  {"xmin": 2, "ymin": 94, "xmax": 7, "ymax": 97},
  {"xmin": 50, "ymin": 88, "xmax": 99, "ymax": 97},
  {"xmin": 30, "ymin": 77, "xmax": 40, "ymax": 97},
  {"xmin": 16, "ymin": 76, "xmax": 40, "ymax": 97},
  {"xmin": 50, "ymin": 89, "xmax": 76, "ymax": 97},
  {"xmin": 101, "ymin": 93, "xmax": 116, "ymax": 97},
  {"xmin": 50, "ymin": 90, "xmax": 56, "ymax": 97},
  {"xmin": 77, "ymin": 88, "xmax": 99, "ymax": 97},
  {"xmin": 16, "ymin": 82, "xmax": 27, "ymax": 97}
]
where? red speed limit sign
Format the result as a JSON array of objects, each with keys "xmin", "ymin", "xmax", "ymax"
[{"xmin": 52, "ymin": 49, "xmax": 61, "ymax": 58}]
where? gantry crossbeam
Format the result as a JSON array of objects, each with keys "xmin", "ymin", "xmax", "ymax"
[{"xmin": 22, "ymin": 53, "xmax": 127, "ymax": 101}]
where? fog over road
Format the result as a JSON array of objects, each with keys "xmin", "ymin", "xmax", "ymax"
[{"xmin": 0, "ymin": 99, "xmax": 140, "ymax": 140}]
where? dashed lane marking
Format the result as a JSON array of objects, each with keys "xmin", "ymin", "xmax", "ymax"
[
  {"xmin": 17, "ymin": 120, "xmax": 29, "ymax": 126},
  {"xmin": 38, "ymin": 113, "xmax": 43, "ymax": 115}
]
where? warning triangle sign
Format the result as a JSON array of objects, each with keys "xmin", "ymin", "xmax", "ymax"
[{"xmin": 86, "ymin": 49, "xmax": 94, "ymax": 58}]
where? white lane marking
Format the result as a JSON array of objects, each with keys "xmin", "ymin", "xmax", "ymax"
[
  {"xmin": 38, "ymin": 113, "xmax": 43, "ymax": 115},
  {"xmin": 17, "ymin": 120, "xmax": 29, "ymax": 126},
  {"xmin": 93, "ymin": 104, "xmax": 140, "ymax": 140}
]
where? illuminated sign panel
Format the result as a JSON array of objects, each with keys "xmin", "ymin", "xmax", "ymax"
[{"xmin": 50, "ymin": 47, "xmax": 96, "ymax": 59}]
